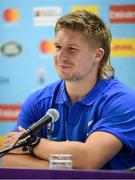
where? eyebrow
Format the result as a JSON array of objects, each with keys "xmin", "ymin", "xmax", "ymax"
[{"xmin": 54, "ymin": 42, "xmax": 80, "ymax": 47}]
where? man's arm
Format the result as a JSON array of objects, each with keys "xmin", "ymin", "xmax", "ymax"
[
  {"xmin": 33, "ymin": 131, "xmax": 123, "ymax": 169},
  {"xmin": 1, "ymin": 154, "xmax": 49, "ymax": 168},
  {"xmin": 1, "ymin": 127, "xmax": 49, "ymax": 168},
  {"xmin": 2, "ymin": 129, "xmax": 123, "ymax": 169}
]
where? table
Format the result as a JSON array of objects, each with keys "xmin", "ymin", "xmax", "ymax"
[{"xmin": 0, "ymin": 167, "xmax": 135, "ymax": 179}]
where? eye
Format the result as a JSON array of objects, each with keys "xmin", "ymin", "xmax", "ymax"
[
  {"xmin": 55, "ymin": 45, "xmax": 61, "ymax": 51},
  {"xmin": 69, "ymin": 47, "xmax": 78, "ymax": 51}
]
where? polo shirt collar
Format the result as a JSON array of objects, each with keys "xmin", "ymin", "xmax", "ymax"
[
  {"xmin": 55, "ymin": 78, "xmax": 112, "ymax": 105},
  {"xmin": 80, "ymin": 78, "xmax": 112, "ymax": 105},
  {"xmin": 55, "ymin": 80, "xmax": 68, "ymax": 104}
]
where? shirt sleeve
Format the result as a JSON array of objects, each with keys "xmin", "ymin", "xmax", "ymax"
[
  {"xmin": 12, "ymin": 91, "xmax": 39, "ymax": 132},
  {"xmin": 87, "ymin": 92, "xmax": 135, "ymax": 153}
]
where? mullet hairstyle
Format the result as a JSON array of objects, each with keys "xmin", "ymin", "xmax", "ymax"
[{"xmin": 55, "ymin": 10, "xmax": 114, "ymax": 79}]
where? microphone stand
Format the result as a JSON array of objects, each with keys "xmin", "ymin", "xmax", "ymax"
[{"xmin": 0, "ymin": 135, "xmax": 37, "ymax": 158}]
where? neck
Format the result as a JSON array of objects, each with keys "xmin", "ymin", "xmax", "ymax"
[{"xmin": 65, "ymin": 75, "xmax": 98, "ymax": 104}]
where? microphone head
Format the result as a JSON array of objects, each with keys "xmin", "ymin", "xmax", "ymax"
[{"xmin": 46, "ymin": 108, "xmax": 59, "ymax": 122}]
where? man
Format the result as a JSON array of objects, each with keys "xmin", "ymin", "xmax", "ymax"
[{"xmin": 2, "ymin": 10, "xmax": 135, "ymax": 170}]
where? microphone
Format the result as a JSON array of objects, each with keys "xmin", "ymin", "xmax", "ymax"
[{"xmin": 19, "ymin": 108, "xmax": 59, "ymax": 140}]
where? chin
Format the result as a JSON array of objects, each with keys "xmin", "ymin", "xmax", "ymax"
[
  {"xmin": 58, "ymin": 74, "xmax": 71, "ymax": 81},
  {"xmin": 57, "ymin": 70, "xmax": 74, "ymax": 80}
]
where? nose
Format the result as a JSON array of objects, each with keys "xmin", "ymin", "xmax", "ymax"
[{"xmin": 55, "ymin": 48, "xmax": 67, "ymax": 61}]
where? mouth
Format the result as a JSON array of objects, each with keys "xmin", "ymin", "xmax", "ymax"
[{"xmin": 57, "ymin": 64, "xmax": 72, "ymax": 71}]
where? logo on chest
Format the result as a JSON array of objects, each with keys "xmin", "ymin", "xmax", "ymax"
[{"xmin": 88, "ymin": 119, "xmax": 94, "ymax": 127}]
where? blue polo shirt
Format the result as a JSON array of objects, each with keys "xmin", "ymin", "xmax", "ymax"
[{"xmin": 13, "ymin": 77, "xmax": 135, "ymax": 170}]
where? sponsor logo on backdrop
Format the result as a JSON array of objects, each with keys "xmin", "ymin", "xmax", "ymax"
[
  {"xmin": 110, "ymin": 5, "xmax": 135, "ymax": 23},
  {"xmin": 111, "ymin": 38, "xmax": 135, "ymax": 57},
  {"xmin": 0, "ymin": 104, "xmax": 21, "ymax": 121},
  {"xmin": 40, "ymin": 40, "xmax": 54, "ymax": 54},
  {"xmin": 0, "ymin": 41, "xmax": 22, "ymax": 57},
  {"xmin": 37, "ymin": 67, "xmax": 46, "ymax": 83},
  {"xmin": 3, "ymin": 8, "xmax": 20, "ymax": 23},
  {"xmin": 33, "ymin": 6, "xmax": 62, "ymax": 26},
  {"xmin": 0, "ymin": 77, "xmax": 10, "ymax": 84},
  {"xmin": 71, "ymin": 6, "xmax": 99, "ymax": 15},
  {"xmin": 0, "ymin": 136, "xmax": 4, "ymax": 149}
]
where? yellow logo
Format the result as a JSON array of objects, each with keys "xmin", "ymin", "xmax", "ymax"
[
  {"xmin": 0, "ymin": 136, "xmax": 4, "ymax": 149},
  {"xmin": 71, "ymin": 6, "xmax": 99, "ymax": 15},
  {"xmin": 111, "ymin": 38, "xmax": 135, "ymax": 57}
]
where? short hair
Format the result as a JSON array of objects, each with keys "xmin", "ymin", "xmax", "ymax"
[{"xmin": 55, "ymin": 10, "xmax": 114, "ymax": 79}]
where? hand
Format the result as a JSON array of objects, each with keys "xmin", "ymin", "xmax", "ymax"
[{"xmin": 3, "ymin": 126, "xmax": 28, "ymax": 154}]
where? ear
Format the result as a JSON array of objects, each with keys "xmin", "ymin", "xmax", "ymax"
[{"xmin": 93, "ymin": 48, "xmax": 104, "ymax": 64}]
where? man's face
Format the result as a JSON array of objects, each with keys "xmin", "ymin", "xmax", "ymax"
[{"xmin": 54, "ymin": 28, "xmax": 99, "ymax": 82}]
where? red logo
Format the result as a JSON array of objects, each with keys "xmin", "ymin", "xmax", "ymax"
[
  {"xmin": 40, "ymin": 40, "xmax": 54, "ymax": 54},
  {"xmin": 3, "ymin": 8, "xmax": 20, "ymax": 22},
  {"xmin": 0, "ymin": 104, "xmax": 21, "ymax": 121},
  {"xmin": 110, "ymin": 5, "xmax": 135, "ymax": 23}
]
